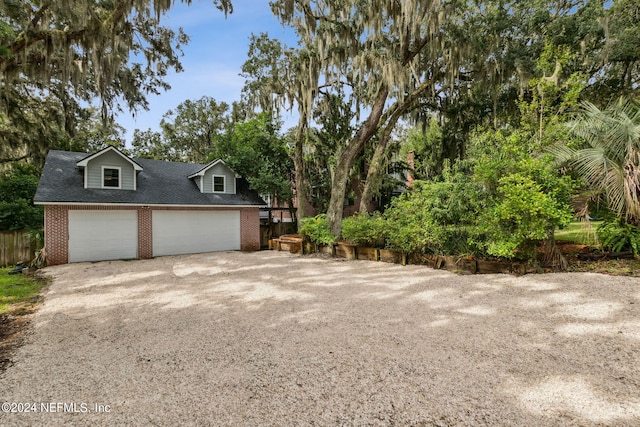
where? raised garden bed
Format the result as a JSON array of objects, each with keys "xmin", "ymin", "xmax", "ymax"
[
  {"xmin": 270, "ymin": 237, "xmax": 541, "ymax": 275},
  {"xmin": 269, "ymin": 234, "xmax": 303, "ymax": 254}
]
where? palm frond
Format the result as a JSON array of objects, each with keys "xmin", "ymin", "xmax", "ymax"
[
  {"xmin": 569, "ymin": 147, "xmax": 609, "ymax": 185},
  {"xmin": 560, "ymin": 97, "xmax": 640, "ymax": 222},
  {"xmin": 547, "ymin": 142, "xmax": 576, "ymax": 165}
]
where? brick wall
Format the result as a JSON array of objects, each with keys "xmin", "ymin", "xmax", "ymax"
[
  {"xmin": 138, "ymin": 207, "xmax": 153, "ymax": 259},
  {"xmin": 240, "ymin": 208, "xmax": 260, "ymax": 251},
  {"xmin": 44, "ymin": 205, "xmax": 262, "ymax": 265},
  {"xmin": 44, "ymin": 205, "xmax": 69, "ymax": 265}
]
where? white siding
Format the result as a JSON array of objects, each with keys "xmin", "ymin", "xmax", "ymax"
[
  {"xmin": 86, "ymin": 151, "xmax": 136, "ymax": 190},
  {"xmin": 202, "ymin": 163, "xmax": 236, "ymax": 194}
]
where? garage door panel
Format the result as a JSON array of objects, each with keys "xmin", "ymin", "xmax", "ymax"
[
  {"xmin": 152, "ymin": 210, "xmax": 240, "ymax": 256},
  {"xmin": 68, "ymin": 210, "xmax": 138, "ymax": 262}
]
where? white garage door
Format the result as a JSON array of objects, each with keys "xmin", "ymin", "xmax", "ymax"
[
  {"xmin": 152, "ymin": 210, "xmax": 241, "ymax": 257},
  {"xmin": 68, "ymin": 210, "xmax": 138, "ymax": 263}
]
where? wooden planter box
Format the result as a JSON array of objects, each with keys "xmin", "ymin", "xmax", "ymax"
[
  {"xmin": 356, "ymin": 246, "xmax": 380, "ymax": 261},
  {"xmin": 457, "ymin": 257, "xmax": 478, "ymax": 274},
  {"xmin": 476, "ymin": 259, "xmax": 513, "ymax": 274},
  {"xmin": 275, "ymin": 238, "xmax": 541, "ymax": 276},
  {"xmin": 378, "ymin": 249, "xmax": 403, "ymax": 264},
  {"xmin": 334, "ymin": 243, "xmax": 357, "ymax": 260},
  {"xmin": 317, "ymin": 244, "xmax": 335, "ymax": 255},
  {"xmin": 408, "ymin": 253, "xmax": 439, "ymax": 268},
  {"xmin": 474, "ymin": 259, "xmax": 539, "ymax": 274},
  {"xmin": 269, "ymin": 236, "xmax": 303, "ymax": 254},
  {"xmin": 287, "ymin": 241, "xmax": 303, "ymax": 254},
  {"xmin": 303, "ymin": 241, "xmax": 316, "ymax": 254}
]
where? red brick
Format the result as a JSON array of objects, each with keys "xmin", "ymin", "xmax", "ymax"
[{"xmin": 43, "ymin": 205, "xmax": 262, "ymax": 264}]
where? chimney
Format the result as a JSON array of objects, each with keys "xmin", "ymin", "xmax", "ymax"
[{"xmin": 406, "ymin": 151, "xmax": 415, "ymax": 188}]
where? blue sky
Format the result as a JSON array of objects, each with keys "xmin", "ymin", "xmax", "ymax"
[{"xmin": 116, "ymin": 0, "xmax": 297, "ymax": 144}]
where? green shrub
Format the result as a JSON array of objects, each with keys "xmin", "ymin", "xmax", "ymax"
[
  {"xmin": 381, "ymin": 130, "xmax": 576, "ymax": 261},
  {"xmin": 341, "ymin": 212, "xmax": 387, "ymax": 247},
  {"xmin": 468, "ymin": 131, "xmax": 576, "ymax": 259},
  {"xmin": 384, "ymin": 176, "xmax": 486, "ymax": 255},
  {"xmin": 597, "ymin": 221, "xmax": 640, "ymax": 255},
  {"xmin": 299, "ymin": 214, "xmax": 336, "ymax": 245},
  {"xmin": 384, "ymin": 183, "xmax": 445, "ymax": 254},
  {"xmin": 480, "ymin": 173, "xmax": 574, "ymax": 259},
  {"xmin": 0, "ymin": 164, "xmax": 43, "ymax": 231}
]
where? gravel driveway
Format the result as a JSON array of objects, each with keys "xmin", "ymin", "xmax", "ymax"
[{"xmin": 1, "ymin": 251, "xmax": 639, "ymax": 426}]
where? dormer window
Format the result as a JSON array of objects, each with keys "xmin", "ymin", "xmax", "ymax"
[
  {"xmin": 187, "ymin": 159, "xmax": 237, "ymax": 194},
  {"xmin": 77, "ymin": 147, "xmax": 142, "ymax": 190},
  {"xmin": 213, "ymin": 175, "xmax": 225, "ymax": 193},
  {"xmin": 103, "ymin": 166, "xmax": 121, "ymax": 189}
]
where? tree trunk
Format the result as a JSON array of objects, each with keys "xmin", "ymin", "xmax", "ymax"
[
  {"xmin": 359, "ymin": 87, "xmax": 426, "ymax": 213},
  {"xmin": 542, "ymin": 228, "xmax": 568, "ymax": 271},
  {"xmin": 326, "ymin": 87, "xmax": 389, "ymax": 237},
  {"xmin": 293, "ymin": 117, "xmax": 308, "ymax": 230},
  {"xmin": 359, "ymin": 131, "xmax": 389, "ymax": 213}
]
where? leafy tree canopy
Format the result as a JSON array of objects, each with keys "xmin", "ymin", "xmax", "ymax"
[
  {"xmin": 0, "ymin": 163, "xmax": 43, "ymax": 230},
  {"xmin": 0, "ymin": 0, "xmax": 232, "ymax": 165},
  {"xmin": 130, "ymin": 96, "xmax": 237, "ymax": 162},
  {"xmin": 160, "ymin": 97, "xmax": 232, "ymax": 163},
  {"xmin": 213, "ymin": 113, "xmax": 294, "ymax": 204}
]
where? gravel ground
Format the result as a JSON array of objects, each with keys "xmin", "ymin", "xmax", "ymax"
[{"xmin": 1, "ymin": 251, "xmax": 639, "ymax": 426}]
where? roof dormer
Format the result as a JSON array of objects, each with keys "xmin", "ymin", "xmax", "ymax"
[
  {"xmin": 76, "ymin": 147, "xmax": 143, "ymax": 190},
  {"xmin": 188, "ymin": 159, "xmax": 238, "ymax": 194}
]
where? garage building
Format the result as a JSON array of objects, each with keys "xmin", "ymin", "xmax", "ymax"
[{"xmin": 34, "ymin": 148, "xmax": 266, "ymax": 265}]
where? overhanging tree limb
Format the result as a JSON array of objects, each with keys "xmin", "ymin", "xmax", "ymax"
[{"xmin": 0, "ymin": 0, "xmax": 232, "ymax": 164}]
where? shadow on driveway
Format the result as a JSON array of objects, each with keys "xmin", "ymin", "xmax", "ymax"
[{"xmin": 1, "ymin": 251, "xmax": 639, "ymax": 426}]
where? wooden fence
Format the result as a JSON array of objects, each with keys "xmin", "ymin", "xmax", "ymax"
[
  {"xmin": 260, "ymin": 222, "xmax": 297, "ymax": 249},
  {"xmin": 0, "ymin": 231, "xmax": 34, "ymax": 267}
]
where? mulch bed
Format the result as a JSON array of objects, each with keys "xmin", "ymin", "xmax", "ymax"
[{"xmin": 556, "ymin": 240, "xmax": 640, "ymax": 276}]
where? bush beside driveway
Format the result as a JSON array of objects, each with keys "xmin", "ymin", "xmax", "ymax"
[{"xmin": 1, "ymin": 251, "xmax": 639, "ymax": 426}]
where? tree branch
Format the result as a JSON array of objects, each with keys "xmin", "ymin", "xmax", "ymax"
[
  {"xmin": 0, "ymin": 154, "xmax": 30, "ymax": 164},
  {"xmin": 31, "ymin": 1, "xmax": 52, "ymax": 28},
  {"xmin": 403, "ymin": 34, "xmax": 431, "ymax": 66}
]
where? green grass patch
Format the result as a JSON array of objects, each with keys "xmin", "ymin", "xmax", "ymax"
[
  {"xmin": 555, "ymin": 221, "xmax": 601, "ymax": 245},
  {"xmin": 0, "ymin": 268, "xmax": 47, "ymax": 315}
]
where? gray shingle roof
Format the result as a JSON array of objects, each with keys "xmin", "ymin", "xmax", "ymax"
[{"xmin": 34, "ymin": 150, "xmax": 267, "ymax": 207}]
